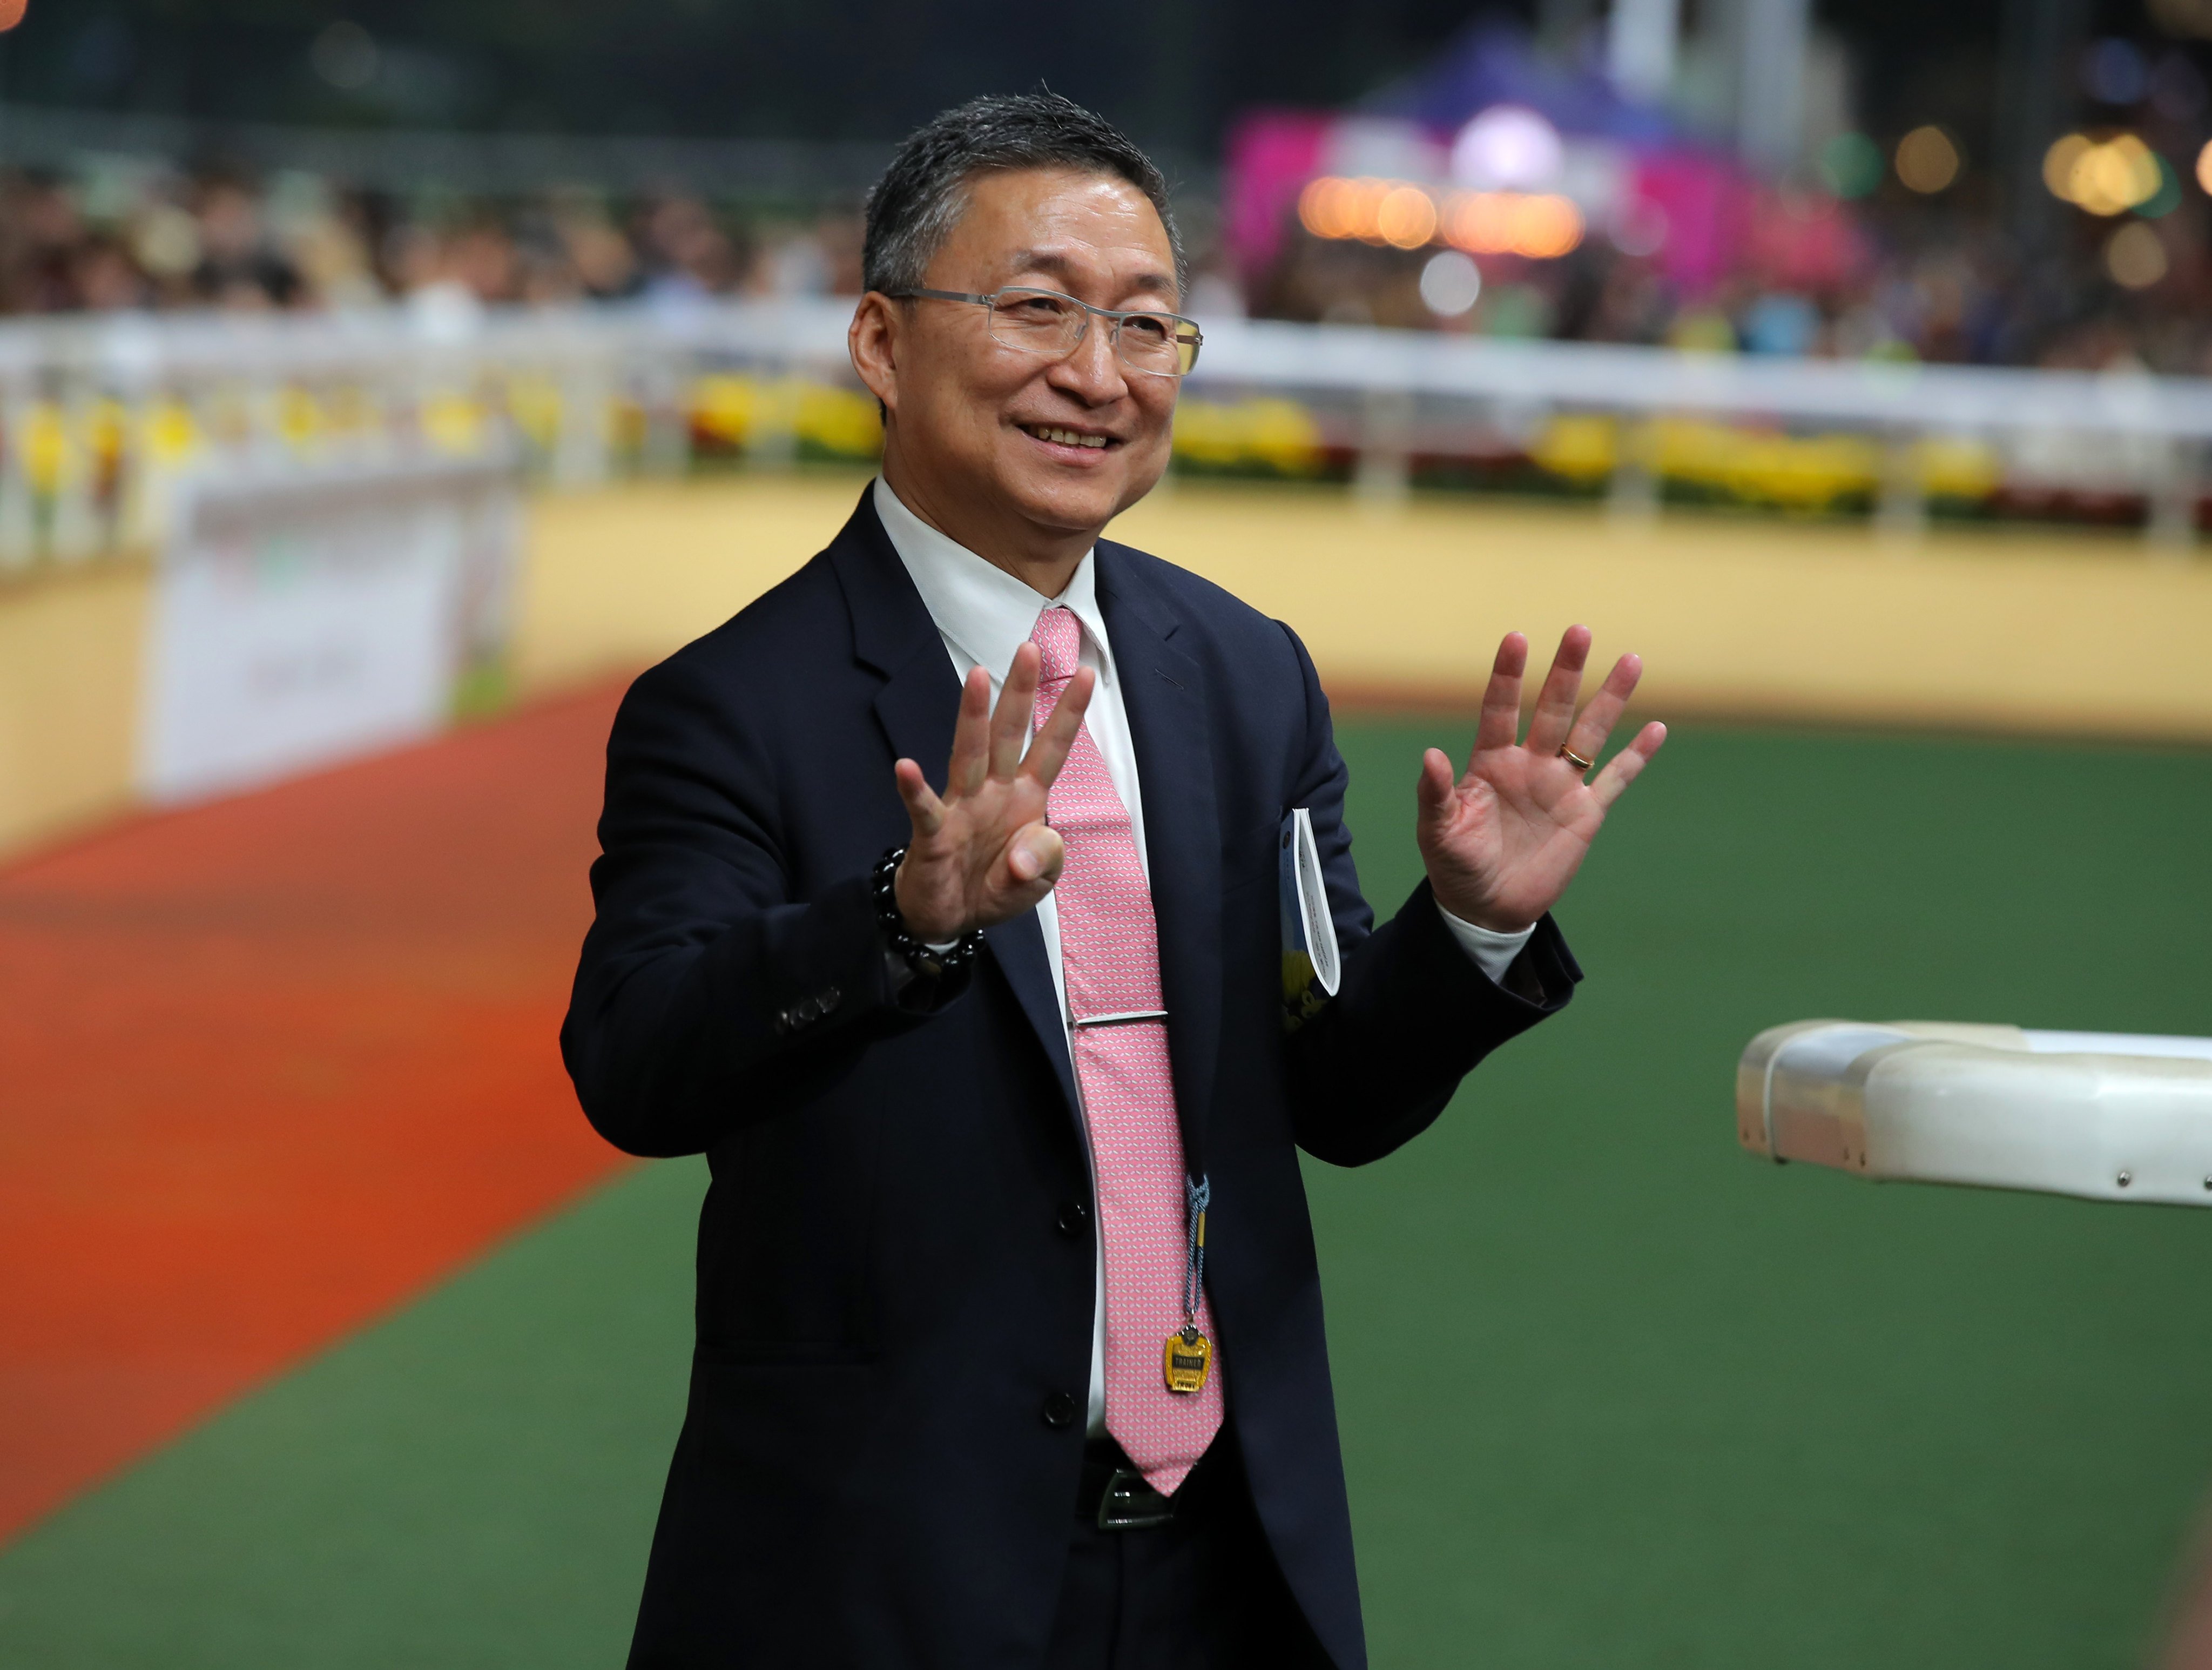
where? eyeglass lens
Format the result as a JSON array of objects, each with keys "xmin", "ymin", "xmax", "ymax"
[{"xmin": 985, "ymin": 289, "xmax": 1199, "ymax": 376}]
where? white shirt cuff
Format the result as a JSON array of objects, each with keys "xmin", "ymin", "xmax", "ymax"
[{"xmin": 1436, "ymin": 900, "xmax": 1535, "ymax": 985}]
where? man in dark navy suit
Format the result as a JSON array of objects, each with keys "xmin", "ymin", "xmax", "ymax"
[{"xmin": 563, "ymin": 92, "xmax": 1665, "ymax": 1670}]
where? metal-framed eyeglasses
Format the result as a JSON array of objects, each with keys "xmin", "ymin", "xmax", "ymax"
[{"xmin": 889, "ymin": 287, "xmax": 1203, "ymax": 377}]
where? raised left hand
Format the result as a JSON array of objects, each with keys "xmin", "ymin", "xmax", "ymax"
[{"xmin": 1416, "ymin": 625, "xmax": 1666, "ymax": 934}]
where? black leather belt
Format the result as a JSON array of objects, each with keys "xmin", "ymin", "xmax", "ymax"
[{"xmin": 1076, "ymin": 1439, "xmax": 1176, "ymax": 1531}]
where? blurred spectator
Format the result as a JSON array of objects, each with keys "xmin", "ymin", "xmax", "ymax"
[
  {"xmin": 1256, "ymin": 184, "xmax": 2212, "ymax": 375},
  {"xmin": 0, "ymin": 161, "xmax": 858, "ymax": 320},
  {"xmin": 2, "ymin": 148, "xmax": 2209, "ymax": 379},
  {"xmin": 1, "ymin": 173, "xmax": 91, "ymax": 312},
  {"xmin": 553, "ymin": 197, "xmax": 640, "ymax": 300},
  {"xmin": 636, "ymin": 194, "xmax": 743, "ymax": 301},
  {"xmin": 192, "ymin": 180, "xmax": 302, "ymax": 308}
]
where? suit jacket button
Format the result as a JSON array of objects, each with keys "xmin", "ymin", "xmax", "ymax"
[
  {"xmin": 1055, "ymin": 1198, "xmax": 1090, "ymax": 1238},
  {"xmin": 818, "ymin": 985, "xmax": 841, "ymax": 1014},
  {"xmin": 1041, "ymin": 1391, "xmax": 1080, "ymax": 1429}
]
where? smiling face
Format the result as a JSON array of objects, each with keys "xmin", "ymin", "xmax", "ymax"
[{"xmin": 848, "ymin": 166, "xmax": 1182, "ymax": 590}]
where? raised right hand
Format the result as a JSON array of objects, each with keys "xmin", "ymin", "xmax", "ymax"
[{"xmin": 892, "ymin": 641, "xmax": 1094, "ymax": 942}]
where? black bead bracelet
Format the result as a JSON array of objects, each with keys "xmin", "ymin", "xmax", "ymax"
[{"xmin": 872, "ymin": 846, "xmax": 982, "ymax": 979}]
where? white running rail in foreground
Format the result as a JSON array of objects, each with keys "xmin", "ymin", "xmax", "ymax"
[{"xmin": 1738, "ymin": 1020, "xmax": 2212, "ymax": 1208}]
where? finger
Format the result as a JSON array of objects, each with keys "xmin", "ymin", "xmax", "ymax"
[
  {"xmin": 1521, "ymin": 623, "xmax": 1594, "ymax": 759},
  {"xmin": 1589, "ymin": 720, "xmax": 1667, "ymax": 811},
  {"xmin": 1415, "ymin": 748, "xmax": 1458, "ymax": 824},
  {"xmin": 989, "ymin": 643, "xmax": 1041, "ymax": 780},
  {"xmin": 1561, "ymin": 653, "xmax": 1643, "ymax": 766},
  {"xmin": 1022, "ymin": 665, "xmax": 1095, "ymax": 789},
  {"xmin": 1001, "ymin": 822, "xmax": 1065, "ymax": 889},
  {"xmin": 1472, "ymin": 632, "xmax": 1527, "ymax": 755},
  {"xmin": 894, "ymin": 757, "xmax": 948, "ymax": 837},
  {"xmin": 947, "ymin": 666, "xmax": 992, "ymax": 798}
]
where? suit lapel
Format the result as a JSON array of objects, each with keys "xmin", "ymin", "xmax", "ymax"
[
  {"xmin": 1096, "ymin": 547, "xmax": 1222, "ymax": 1175},
  {"xmin": 830, "ymin": 489, "xmax": 1078, "ymax": 1124},
  {"xmin": 979, "ymin": 913, "xmax": 1079, "ymax": 1121}
]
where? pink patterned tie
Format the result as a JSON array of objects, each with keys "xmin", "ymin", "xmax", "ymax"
[{"xmin": 1029, "ymin": 604, "xmax": 1223, "ymax": 1494}]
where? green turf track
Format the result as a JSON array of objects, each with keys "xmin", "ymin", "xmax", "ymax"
[{"xmin": 3, "ymin": 720, "xmax": 2210, "ymax": 1668}]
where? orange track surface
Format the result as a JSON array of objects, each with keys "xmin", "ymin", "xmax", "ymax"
[{"xmin": 0, "ymin": 682, "xmax": 633, "ymax": 1543}]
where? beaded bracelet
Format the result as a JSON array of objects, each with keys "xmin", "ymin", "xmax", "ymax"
[{"xmin": 872, "ymin": 846, "xmax": 982, "ymax": 979}]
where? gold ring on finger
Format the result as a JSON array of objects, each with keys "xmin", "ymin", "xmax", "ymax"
[{"xmin": 1559, "ymin": 745, "xmax": 1595, "ymax": 772}]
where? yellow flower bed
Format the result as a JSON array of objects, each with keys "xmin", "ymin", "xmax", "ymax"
[
  {"xmin": 1531, "ymin": 414, "xmax": 2003, "ymax": 510},
  {"xmin": 1171, "ymin": 398, "xmax": 1325, "ymax": 475},
  {"xmin": 688, "ymin": 375, "xmax": 882, "ymax": 460}
]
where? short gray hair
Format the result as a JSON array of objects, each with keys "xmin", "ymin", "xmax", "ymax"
[{"xmin": 862, "ymin": 92, "xmax": 1185, "ymax": 301}]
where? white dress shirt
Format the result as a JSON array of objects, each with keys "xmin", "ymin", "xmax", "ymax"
[{"xmin": 870, "ymin": 476, "xmax": 1533, "ymax": 1434}]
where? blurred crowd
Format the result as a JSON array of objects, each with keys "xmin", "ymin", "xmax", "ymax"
[
  {"xmin": 5, "ymin": 159, "xmax": 2212, "ymax": 378},
  {"xmin": 1259, "ymin": 190, "xmax": 2212, "ymax": 378},
  {"xmin": 0, "ymin": 165, "xmax": 865, "ymax": 317}
]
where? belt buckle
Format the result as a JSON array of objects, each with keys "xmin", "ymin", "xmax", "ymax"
[{"xmin": 1096, "ymin": 1467, "xmax": 1175, "ymax": 1532}]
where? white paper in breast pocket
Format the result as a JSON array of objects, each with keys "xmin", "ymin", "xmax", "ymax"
[{"xmin": 1278, "ymin": 807, "xmax": 1342, "ymax": 1032}]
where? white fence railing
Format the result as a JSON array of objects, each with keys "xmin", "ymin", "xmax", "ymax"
[{"xmin": 0, "ymin": 298, "xmax": 2204, "ymax": 571}]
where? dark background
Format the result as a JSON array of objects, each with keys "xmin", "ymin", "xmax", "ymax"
[{"xmin": 0, "ymin": 0, "xmax": 2166, "ymax": 162}]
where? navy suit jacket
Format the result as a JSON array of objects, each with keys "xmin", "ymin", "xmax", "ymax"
[{"xmin": 562, "ymin": 488, "xmax": 1580, "ymax": 1669}]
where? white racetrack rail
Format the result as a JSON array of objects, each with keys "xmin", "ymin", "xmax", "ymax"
[{"xmin": 1737, "ymin": 1021, "xmax": 2212, "ymax": 1207}]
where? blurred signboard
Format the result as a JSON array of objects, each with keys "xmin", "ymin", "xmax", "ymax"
[{"xmin": 137, "ymin": 457, "xmax": 518, "ymax": 805}]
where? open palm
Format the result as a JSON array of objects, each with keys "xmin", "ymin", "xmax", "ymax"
[
  {"xmin": 1417, "ymin": 625, "xmax": 1666, "ymax": 934},
  {"xmin": 892, "ymin": 641, "xmax": 1095, "ymax": 942}
]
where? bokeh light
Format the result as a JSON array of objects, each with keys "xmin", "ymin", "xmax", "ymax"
[
  {"xmin": 2045, "ymin": 132, "xmax": 2163, "ymax": 214},
  {"xmin": 1443, "ymin": 191, "xmax": 1515, "ymax": 253},
  {"xmin": 1418, "ymin": 250, "xmax": 1482, "ymax": 316},
  {"xmin": 2044, "ymin": 132, "xmax": 2092, "ymax": 196},
  {"xmin": 1894, "ymin": 126, "xmax": 1961, "ymax": 193},
  {"xmin": 2105, "ymin": 221, "xmax": 2169, "ymax": 288},
  {"xmin": 2139, "ymin": 154, "xmax": 2183, "ymax": 217},
  {"xmin": 1442, "ymin": 190, "xmax": 1583, "ymax": 258},
  {"xmin": 1298, "ymin": 176, "xmax": 1381, "ymax": 240},
  {"xmin": 1817, "ymin": 132, "xmax": 1885, "ymax": 199},
  {"xmin": 1298, "ymin": 178, "xmax": 1583, "ymax": 259},
  {"xmin": 1510, "ymin": 194, "xmax": 1583, "ymax": 258},
  {"xmin": 2197, "ymin": 138, "xmax": 2212, "ymax": 195},
  {"xmin": 1607, "ymin": 197, "xmax": 1669, "ymax": 257},
  {"xmin": 1375, "ymin": 185, "xmax": 1438, "ymax": 249},
  {"xmin": 2082, "ymin": 38, "xmax": 2149, "ymax": 105},
  {"xmin": 1449, "ymin": 105, "xmax": 1562, "ymax": 190}
]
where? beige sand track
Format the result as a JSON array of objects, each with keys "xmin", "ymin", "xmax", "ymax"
[
  {"xmin": 7, "ymin": 472, "xmax": 2208, "ymax": 861},
  {"xmin": 515, "ymin": 472, "xmax": 2212, "ymax": 742},
  {"xmin": 0, "ymin": 565, "xmax": 149, "ymax": 858}
]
